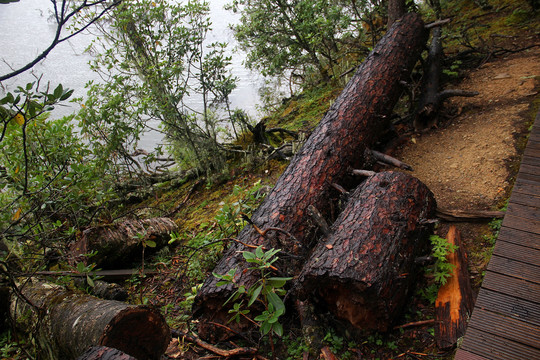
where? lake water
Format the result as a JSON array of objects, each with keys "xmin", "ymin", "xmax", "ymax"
[{"xmin": 0, "ymin": 0, "xmax": 264, "ymax": 150}]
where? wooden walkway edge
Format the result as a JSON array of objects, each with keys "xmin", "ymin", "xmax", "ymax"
[{"xmin": 454, "ymin": 111, "xmax": 540, "ymax": 360}]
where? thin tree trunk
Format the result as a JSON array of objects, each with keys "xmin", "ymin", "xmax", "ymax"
[{"xmin": 193, "ymin": 13, "xmax": 429, "ymax": 341}]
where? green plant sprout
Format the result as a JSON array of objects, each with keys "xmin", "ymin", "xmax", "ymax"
[{"xmin": 213, "ymin": 245, "xmax": 291, "ymax": 338}]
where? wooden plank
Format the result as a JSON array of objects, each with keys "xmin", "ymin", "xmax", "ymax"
[
  {"xmin": 497, "ymin": 227, "xmax": 540, "ymax": 250},
  {"xmin": 508, "ymin": 191, "xmax": 540, "ymax": 207},
  {"xmin": 524, "ymin": 144, "xmax": 540, "ymax": 157},
  {"xmin": 519, "ymin": 163, "xmax": 540, "ymax": 177},
  {"xmin": 521, "ymin": 155, "xmax": 540, "ymax": 167},
  {"xmin": 511, "ymin": 181, "xmax": 540, "ymax": 198},
  {"xmin": 481, "ymin": 271, "xmax": 540, "ymax": 304},
  {"xmin": 502, "ymin": 214, "xmax": 540, "ymax": 235},
  {"xmin": 493, "ymin": 239, "xmax": 540, "ymax": 266},
  {"xmin": 460, "ymin": 326, "xmax": 540, "ymax": 360},
  {"xmin": 506, "ymin": 202, "xmax": 540, "ymax": 222},
  {"xmin": 515, "ymin": 174, "xmax": 540, "ymax": 186},
  {"xmin": 488, "ymin": 253, "xmax": 540, "ymax": 282},
  {"xmin": 454, "ymin": 349, "xmax": 490, "ymax": 360},
  {"xmin": 475, "ymin": 288, "xmax": 540, "ymax": 327},
  {"xmin": 468, "ymin": 308, "xmax": 540, "ymax": 348}
]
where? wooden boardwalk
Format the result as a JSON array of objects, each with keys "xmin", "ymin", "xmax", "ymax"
[{"xmin": 454, "ymin": 112, "xmax": 540, "ymax": 360}]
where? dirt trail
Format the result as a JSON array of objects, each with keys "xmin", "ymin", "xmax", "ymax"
[{"xmin": 396, "ymin": 46, "xmax": 539, "ymax": 212}]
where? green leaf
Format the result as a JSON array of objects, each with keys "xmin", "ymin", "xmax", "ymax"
[
  {"xmin": 242, "ymin": 250, "xmax": 257, "ymax": 262},
  {"xmin": 86, "ymin": 275, "xmax": 95, "ymax": 287},
  {"xmin": 267, "ymin": 277, "xmax": 292, "ymax": 288},
  {"xmin": 53, "ymin": 84, "xmax": 63, "ymax": 99},
  {"xmin": 145, "ymin": 240, "xmax": 157, "ymax": 248},
  {"xmin": 273, "ymin": 322, "xmax": 283, "ymax": 337},
  {"xmin": 267, "ymin": 291, "xmax": 285, "ymax": 313},
  {"xmin": 248, "ymin": 284, "xmax": 262, "ymax": 306},
  {"xmin": 260, "ymin": 320, "xmax": 272, "ymax": 335},
  {"xmin": 255, "ymin": 245, "xmax": 264, "ymax": 258}
]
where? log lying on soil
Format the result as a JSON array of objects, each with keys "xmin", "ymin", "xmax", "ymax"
[
  {"xmin": 435, "ymin": 226, "xmax": 474, "ymax": 350},
  {"xmin": 193, "ymin": 13, "xmax": 429, "ymax": 341},
  {"xmin": 10, "ymin": 280, "xmax": 170, "ymax": 360},
  {"xmin": 298, "ymin": 172, "xmax": 437, "ymax": 331},
  {"xmin": 70, "ymin": 217, "xmax": 178, "ymax": 269}
]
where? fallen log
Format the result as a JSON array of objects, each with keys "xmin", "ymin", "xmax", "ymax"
[
  {"xmin": 10, "ymin": 280, "xmax": 170, "ymax": 360},
  {"xmin": 435, "ymin": 226, "xmax": 474, "ymax": 350},
  {"xmin": 77, "ymin": 346, "xmax": 137, "ymax": 360},
  {"xmin": 436, "ymin": 208, "xmax": 505, "ymax": 222},
  {"xmin": 298, "ymin": 171, "xmax": 436, "ymax": 331},
  {"xmin": 70, "ymin": 217, "xmax": 178, "ymax": 269},
  {"xmin": 193, "ymin": 13, "xmax": 429, "ymax": 341}
]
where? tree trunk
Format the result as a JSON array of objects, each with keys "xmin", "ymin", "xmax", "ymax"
[
  {"xmin": 77, "ymin": 346, "xmax": 137, "ymax": 360},
  {"xmin": 70, "ymin": 217, "xmax": 178, "ymax": 269},
  {"xmin": 193, "ymin": 13, "xmax": 428, "ymax": 341},
  {"xmin": 387, "ymin": 0, "xmax": 406, "ymax": 28},
  {"xmin": 10, "ymin": 280, "xmax": 170, "ymax": 360},
  {"xmin": 435, "ymin": 226, "xmax": 474, "ymax": 349},
  {"xmin": 298, "ymin": 171, "xmax": 436, "ymax": 331}
]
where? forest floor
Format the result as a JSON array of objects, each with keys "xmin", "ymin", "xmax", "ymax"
[{"xmin": 395, "ymin": 43, "xmax": 540, "ymax": 289}]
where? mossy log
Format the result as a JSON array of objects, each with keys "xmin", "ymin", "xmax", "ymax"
[
  {"xmin": 299, "ymin": 172, "xmax": 436, "ymax": 331},
  {"xmin": 10, "ymin": 280, "xmax": 170, "ymax": 360},
  {"xmin": 193, "ymin": 13, "xmax": 429, "ymax": 341},
  {"xmin": 70, "ymin": 217, "xmax": 178, "ymax": 269}
]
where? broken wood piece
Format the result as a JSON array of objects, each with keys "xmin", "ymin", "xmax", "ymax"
[
  {"xmin": 70, "ymin": 217, "xmax": 178, "ymax": 269},
  {"xmin": 307, "ymin": 205, "xmax": 331, "ymax": 237},
  {"xmin": 299, "ymin": 172, "xmax": 436, "ymax": 331},
  {"xmin": 394, "ymin": 319, "xmax": 437, "ymax": 330},
  {"xmin": 371, "ymin": 149, "xmax": 414, "ymax": 171},
  {"xmin": 193, "ymin": 13, "xmax": 429, "ymax": 341},
  {"xmin": 435, "ymin": 225, "xmax": 474, "ymax": 350},
  {"xmin": 352, "ymin": 169, "xmax": 376, "ymax": 177},
  {"xmin": 436, "ymin": 208, "xmax": 505, "ymax": 222},
  {"xmin": 10, "ymin": 280, "xmax": 170, "ymax": 360},
  {"xmin": 320, "ymin": 346, "xmax": 339, "ymax": 360}
]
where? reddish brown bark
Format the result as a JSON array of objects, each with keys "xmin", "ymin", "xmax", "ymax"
[
  {"xmin": 435, "ymin": 226, "xmax": 474, "ymax": 349},
  {"xmin": 193, "ymin": 13, "xmax": 428, "ymax": 341},
  {"xmin": 299, "ymin": 172, "xmax": 436, "ymax": 331},
  {"xmin": 11, "ymin": 281, "xmax": 170, "ymax": 360},
  {"xmin": 70, "ymin": 217, "xmax": 178, "ymax": 269}
]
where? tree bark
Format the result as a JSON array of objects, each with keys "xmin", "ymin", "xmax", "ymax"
[
  {"xmin": 10, "ymin": 280, "xmax": 170, "ymax": 360},
  {"xmin": 298, "ymin": 171, "xmax": 436, "ymax": 331},
  {"xmin": 387, "ymin": 0, "xmax": 407, "ymax": 28},
  {"xmin": 70, "ymin": 217, "xmax": 178, "ymax": 269},
  {"xmin": 435, "ymin": 226, "xmax": 474, "ymax": 349},
  {"xmin": 193, "ymin": 13, "xmax": 428, "ymax": 341},
  {"xmin": 77, "ymin": 346, "xmax": 137, "ymax": 360}
]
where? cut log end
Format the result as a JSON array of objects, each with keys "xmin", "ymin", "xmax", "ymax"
[{"xmin": 100, "ymin": 306, "xmax": 171, "ymax": 360}]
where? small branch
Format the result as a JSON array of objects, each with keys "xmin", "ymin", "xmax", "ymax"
[
  {"xmin": 393, "ymin": 319, "xmax": 437, "ymax": 330},
  {"xmin": 331, "ymin": 183, "xmax": 349, "ymax": 195},
  {"xmin": 167, "ymin": 178, "xmax": 203, "ymax": 216},
  {"xmin": 307, "ymin": 205, "xmax": 331, "ymax": 237},
  {"xmin": 351, "ymin": 169, "xmax": 376, "ymax": 177},
  {"xmin": 371, "ymin": 150, "xmax": 413, "ymax": 171},
  {"xmin": 265, "ymin": 127, "xmax": 298, "ymax": 139},
  {"xmin": 171, "ymin": 329, "xmax": 258, "ymax": 358},
  {"xmin": 425, "ymin": 18, "xmax": 451, "ymax": 29},
  {"xmin": 438, "ymin": 89, "xmax": 479, "ymax": 102}
]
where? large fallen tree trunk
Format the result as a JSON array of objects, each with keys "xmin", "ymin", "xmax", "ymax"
[
  {"xmin": 70, "ymin": 217, "xmax": 178, "ymax": 269},
  {"xmin": 298, "ymin": 172, "xmax": 436, "ymax": 331},
  {"xmin": 193, "ymin": 13, "xmax": 429, "ymax": 341},
  {"xmin": 10, "ymin": 280, "xmax": 170, "ymax": 360}
]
